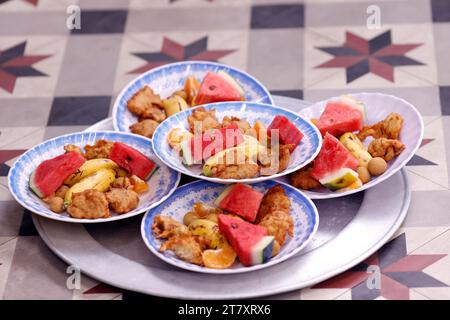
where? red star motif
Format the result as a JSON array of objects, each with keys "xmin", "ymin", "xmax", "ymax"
[
  {"xmin": 128, "ymin": 36, "xmax": 235, "ymax": 74},
  {"xmin": 0, "ymin": 0, "xmax": 38, "ymax": 6}
]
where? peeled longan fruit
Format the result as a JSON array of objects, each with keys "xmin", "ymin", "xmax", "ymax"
[
  {"xmin": 357, "ymin": 166, "xmax": 371, "ymax": 184},
  {"xmin": 48, "ymin": 196, "xmax": 64, "ymax": 213},
  {"xmin": 368, "ymin": 157, "xmax": 387, "ymax": 176}
]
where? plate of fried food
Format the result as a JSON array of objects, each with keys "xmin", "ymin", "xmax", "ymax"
[
  {"xmin": 8, "ymin": 131, "xmax": 180, "ymax": 223},
  {"xmin": 151, "ymin": 102, "xmax": 322, "ymax": 184},
  {"xmin": 112, "ymin": 61, "xmax": 274, "ymax": 139},
  {"xmin": 141, "ymin": 180, "xmax": 318, "ymax": 274},
  {"xmin": 288, "ymin": 93, "xmax": 423, "ymax": 199}
]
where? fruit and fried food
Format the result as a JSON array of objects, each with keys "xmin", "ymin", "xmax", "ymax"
[
  {"xmin": 47, "ymin": 196, "xmax": 64, "ymax": 213},
  {"xmin": 192, "ymin": 202, "xmax": 223, "ymax": 218},
  {"xmin": 339, "ymin": 132, "xmax": 372, "ymax": 168},
  {"xmin": 152, "ymin": 215, "xmax": 189, "ymax": 239},
  {"xmin": 167, "ymin": 128, "xmax": 193, "ymax": 151},
  {"xmin": 258, "ymin": 210, "xmax": 294, "ymax": 246},
  {"xmin": 130, "ymin": 119, "xmax": 159, "ymax": 139},
  {"xmin": 209, "ymin": 159, "xmax": 259, "ymax": 179},
  {"xmin": 290, "ymin": 166, "xmax": 321, "ymax": 190},
  {"xmin": 257, "ymin": 185, "xmax": 291, "ymax": 222},
  {"xmin": 187, "ymin": 107, "xmax": 221, "ymax": 134},
  {"xmin": 357, "ymin": 112, "xmax": 404, "ymax": 141},
  {"xmin": 162, "ymin": 95, "xmax": 188, "ymax": 117},
  {"xmin": 184, "ymin": 75, "xmax": 200, "ymax": 105},
  {"xmin": 67, "ymin": 189, "xmax": 110, "ymax": 219},
  {"xmin": 129, "ymin": 175, "xmax": 149, "ymax": 194},
  {"xmin": 368, "ymin": 138, "xmax": 405, "ymax": 161},
  {"xmin": 357, "ymin": 166, "xmax": 371, "ymax": 184},
  {"xmin": 127, "ymin": 86, "xmax": 163, "ymax": 119},
  {"xmin": 202, "ymin": 241, "xmax": 237, "ymax": 269},
  {"xmin": 159, "ymin": 234, "xmax": 208, "ymax": 265},
  {"xmin": 261, "ymin": 144, "xmax": 293, "ymax": 175},
  {"xmin": 105, "ymin": 188, "xmax": 139, "ymax": 214},
  {"xmin": 83, "ymin": 140, "xmax": 114, "ymax": 160},
  {"xmin": 64, "ymin": 158, "xmax": 118, "ymax": 186},
  {"xmin": 112, "ymin": 176, "xmax": 132, "ymax": 189},
  {"xmin": 55, "ymin": 185, "xmax": 69, "ymax": 199},
  {"xmin": 188, "ymin": 219, "xmax": 225, "ymax": 249},
  {"xmin": 222, "ymin": 116, "xmax": 251, "ymax": 133},
  {"xmin": 368, "ymin": 157, "xmax": 388, "ymax": 176},
  {"xmin": 64, "ymin": 144, "xmax": 84, "ymax": 155}
]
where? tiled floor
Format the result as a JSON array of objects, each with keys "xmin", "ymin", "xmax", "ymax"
[{"xmin": 0, "ymin": 0, "xmax": 449, "ymax": 300}]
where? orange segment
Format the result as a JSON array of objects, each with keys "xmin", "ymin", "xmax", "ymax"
[{"xmin": 202, "ymin": 242, "xmax": 237, "ymax": 269}]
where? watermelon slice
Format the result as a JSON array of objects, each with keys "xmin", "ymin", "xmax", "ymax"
[
  {"xmin": 214, "ymin": 183, "xmax": 264, "ymax": 222},
  {"xmin": 109, "ymin": 142, "xmax": 157, "ymax": 180},
  {"xmin": 194, "ymin": 72, "xmax": 244, "ymax": 105},
  {"xmin": 29, "ymin": 151, "xmax": 85, "ymax": 198},
  {"xmin": 218, "ymin": 214, "xmax": 274, "ymax": 266},
  {"xmin": 316, "ymin": 99, "xmax": 364, "ymax": 137},
  {"xmin": 267, "ymin": 115, "xmax": 303, "ymax": 151},
  {"xmin": 181, "ymin": 123, "xmax": 244, "ymax": 165},
  {"xmin": 311, "ymin": 133, "xmax": 359, "ymax": 190}
]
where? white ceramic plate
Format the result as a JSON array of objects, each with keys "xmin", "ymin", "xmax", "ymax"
[
  {"xmin": 8, "ymin": 131, "xmax": 181, "ymax": 223},
  {"xmin": 141, "ymin": 180, "xmax": 319, "ymax": 274},
  {"xmin": 298, "ymin": 92, "xmax": 423, "ymax": 199}
]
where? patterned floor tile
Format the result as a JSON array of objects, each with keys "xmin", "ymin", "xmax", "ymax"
[
  {"xmin": 304, "ymin": 25, "xmax": 438, "ymax": 90},
  {"xmin": 270, "ymin": 90, "xmax": 303, "ymax": 99},
  {"xmin": 391, "ymin": 227, "xmax": 449, "ymax": 254},
  {"xmin": 44, "ymin": 125, "xmax": 88, "ymax": 140},
  {"xmin": 264, "ymin": 290, "xmax": 301, "ymax": 300},
  {"xmin": 18, "ymin": 210, "xmax": 38, "ymax": 236},
  {"xmin": 439, "ymin": 86, "xmax": 450, "ymax": 115},
  {"xmin": 55, "ymin": 35, "xmax": 122, "ymax": 96},
  {"xmin": 0, "ymin": 201, "xmax": 24, "ymax": 237},
  {"xmin": 300, "ymin": 287, "xmax": 349, "ymax": 300},
  {"xmin": 130, "ymin": 0, "xmax": 249, "ymax": 8},
  {"xmin": 114, "ymin": 31, "xmax": 247, "ymax": 94},
  {"xmin": 47, "ymin": 96, "xmax": 111, "ymax": 126},
  {"xmin": 433, "ymin": 23, "xmax": 450, "ymax": 86},
  {"xmin": 0, "ymin": 97, "xmax": 52, "ymax": 127},
  {"xmin": 250, "ymin": 3, "xmax": 303, "ymax": 29},
  {"xmin": 126, "ymin": 5, "xmax": 250, "ymax": 32},
  {"xmin": 431, "ymin": 0, "xmax": 450, "ymax": 22},
  {"xmin": 443, "ymin": 116, "xmax": 450, "ymax": 183},
  {"xmin": 72, "ymin": 277, "xmax": 122, "ymax": 300},
  {"xmin": 0, "ymin": 237, "xmax": 13, "ymax": 246},
  {"xmin": 0, "ymin": 126, "xmax": 45, "ymax": 149},
  {"xmin": 3, "ymin": 236, "xmax": 73, "ymax": 299},
  {"xmin": 247, "ymin": 29, "xmax": 303, "ymax": 91},
  {"xmin": 0, "ymin": 36, "xmax": 66, "ymax": 98},
  {"xmin": 0, "ymin": 10, "xmax": 69, "ymax": 35},
  {"xmin": 0, "ymin": 0, "xmax": 75, "ymax": 12},
  {"xmin": 305, "ymin": 0, "xmax": 431, "ymax": 27},
  {"xmin": 78, "ymin": 0, "xmax": 130, "ymax": 10},
  {"xmin": 0, "ymin": 238, "xmax": 17, "ymax": 299},
  {"xmin": 71, "ymin": 10, "xmax": 128, "ymax": 35},
  {"xmin": 404, "ymin": 191, "xmax": 450, "ymax": 227},
  {"xmin": 407, "ymin": 170, "xmax": 448, "ymax": 192}
]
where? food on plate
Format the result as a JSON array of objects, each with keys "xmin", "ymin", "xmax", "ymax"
[
  {"xmin": 291, "ymin": 95, "xmax": 406, "ymax": 193},
  {"xmin": 29, "ymin": 140, "xmax": 156, "ymax": 219},
  {"xmin": 152, "ymin": 183, "xmax": 295, "ymax": 269},
  {"xmin": 168, "ymin": 110, "xmax": 303, "ymax": 179},
  {"xmin": 367, "ymin": 138, "xmax": 405, "ymax": 162},
  {"xmin": 367, "ymin": 157, "xmax": 388, "ymax": 176},
  {"xmin": 126, "ymin": 72, "xmax": 246, "ymax": 138},
  {"xmin": 215, "ymin": 183, "xmax": 264, "ymax": 222},
  {"xmin": 29, "ymin": 151, "xmax": 85, "ymax": 198}
]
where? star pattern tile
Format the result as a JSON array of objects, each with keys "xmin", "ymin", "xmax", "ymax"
[
  {"xmin": 0, "ymin": 41, "xmax": 51, "ymax": 93},
  {"xmin": 316, "ymin": 30, "xmax": 424, "ymax": 83},
  {"xmin": 408, "ymin": 138, "xmax": 438, "ymax": 166},
  {"xmin": 128, "ymin": 36, "xmax": 235, "ymax": 74},
  {"xmin": 313, "ymin": 234, "xmax": 447, "ymax": 300},
  {"xmin": 0, "ymin": 0, "xmax": 38, "ymax": 6}
]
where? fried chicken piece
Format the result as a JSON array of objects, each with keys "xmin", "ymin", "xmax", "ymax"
[
  {"xmin": 187, "ymin": 107, "xmax": 221, "ymax": 134},
  {"xmin": 290, "ymin": 166, "xmax": 321, "ymax": 190},
  {"xmin": 152, "ymin": 216, "xmax": 189, "ymax": 239},
  {"xmin": 112, "ymin": 176, "xmax": 132, "ymax": 190},
  {"xmin": 210, "ymin": 160, "xmax": 259, "ymax": 179},
  {"xmin": 357, "ymin": 112, "xmax": 404, "ymax": 141},
  {"xmin": 127, "ymin": 86, "xmax": 163, "ymax": 119},
  {"xmin": 64, "ymin": 144, "xmax": 84, "ymax": 156},
  {"xmin": 140, "ymin": 106, "xmax": 166, "ymax": 122},
  {"xmin": 105, "ymin": 188, "xmax": 139, "ymax": 214},
  {"xmin": 261, "ymin": 144, "xmax": 293, "ymax": 175},
  {"xmin": 67, "ymin": 189, "xmax": 110, "ymax": 219},
  {"xmin": 160, "ymin": 234, "xmax": 208, "ymax": 265},
  {"xmin": 368, "ymin": 138, "xmax": 405, "ymax": 161},
  {"xmin": 130, "ymin": 119, "xmax": 159, "ymax": 138},
  {"xmin": 257, "ymin": 185, "xmax": 291, "ymax": 222},
  {"xmin": 222, "ymin": 116, "xmax": 251, "ymax": 133},
  {"xmin": 259, "ymin": 210, "xmax": 294, "ymax": 246},
  {"xmin": 83, "ymin": 140, "xmax": 114, "ymax": 160}
]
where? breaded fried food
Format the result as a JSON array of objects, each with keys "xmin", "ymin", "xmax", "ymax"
[
  {"xmin": 222, "ymin": 116, "xmax": 251, "ymax": 133},
  {"xmin": 261, "ymin": 144, "xmax": 293, "ymax": 175},
  {"xmin": 140, "ymin": 106, "xmax": 166, "ymax": 122},
  {"xmin": 187, "ymin": 107, "xmax": 221, "ymax": 134},
  {"xmin": 64, "ymin": 144, "xmax": 84, "ymax": 156},
  {"xmin": 357, "ymin": 112, "xmax": 404, "ymax": 141},
  {"xmin": 259, "ymin": 210, "xmax": 294, "ymax": 245},
  {"xmin": 112, "ymin": 176, "xmax": 132, "ymax": 190},
  {"xmin": 160, "ymin": 234, "xmax": 208, "ymax": 265},
  {"xmin": 105, "ymin": 188, "xmax": 139, "ymax": 214},
  {"xmin": 67, "ymin": 189, "xmax": 110, "ymax": 219},
  {"xmin": 127, "ymin": 86, "xmax": 163, "ymax": 118},
  {"xmin": 257, "ymin": 185, "xmax": 291, "ymax": 222},
  {"xmin": 84, "ymin": 140, "xmax": 114, "ymax": 160},
  {"xmin": 130, "ymin": 119, "xmax": 159, "ymax": 138},
  {"xmin": 152, "ymin": 216, "xmax": 189, "ymax": 239},
  {"xmin": 368, "ymin": 138, "xmax": 405, "ymax": 161},
  {"xmin": 210, "ymin": 160, "xmax": 259, "ymax": 179},
  {"xmin": 290, "ymin": 166, "xmax": 321, "ymax": 190}
]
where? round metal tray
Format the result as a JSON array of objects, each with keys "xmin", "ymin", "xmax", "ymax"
[{"xmin": 32, "ymin": 96, "xmax": 410, "ymax": 299}]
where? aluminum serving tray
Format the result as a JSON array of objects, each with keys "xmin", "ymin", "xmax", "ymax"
[{"xmin": 32, "ymin": 96, "xmax": 410, "ymax": 299}]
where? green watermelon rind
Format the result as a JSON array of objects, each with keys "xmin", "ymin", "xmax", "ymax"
[
  {"xmin": 319, "ymin": 168, "xmax": 359, "ymax": 191},
  {"xmin": 251, "ymin": 235, "xmax": 275, "ymax": 265},
  {"xmin": 29, "ymin": 170, "xmax": 44, "ymax": 198},
  {"xmin": 214, "ymin": 184, "xmax": 235, "ymax": 207}
]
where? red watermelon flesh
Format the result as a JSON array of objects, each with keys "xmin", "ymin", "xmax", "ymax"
[
  {"xmin": 29, "ymin": 151, "xmax": 85, "ymax": 198},
  {"xmin": 218, "ymin": 214, "xmax": 274, "ymax": 266},
  {"xmin": 316, "ymin": 101, "xmax": 363, "ymax": 137},
  {"xmin": 311, "ymin": 133, "xmax": 359, "ymax": 181},
  {"xmin": 109, "ymin": 142, "xmax": 157, "ymax": 180},
  {"xmin": 195, "ymin": 72, "xmax": 243, "ymax": 105},
  {"xmin": 267, "ymin": 115, "xmax": 303, "ymax": 150},
  {"xmin": 214, "ymin": 183, "xmax": 264, "ymax": 222},
  {"xmin": 183, "ymin": 123, "xmax": 244, "ymax": 165}
]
